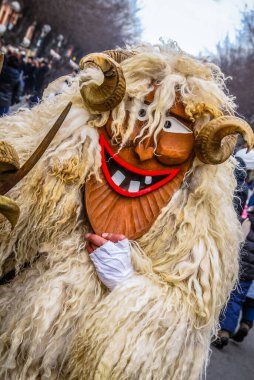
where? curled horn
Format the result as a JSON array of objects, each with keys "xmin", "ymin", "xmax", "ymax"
[
  {"xmin": 79, "ymin": 49, "xmax": 134, "ymax": 113},
  {"xmin": 195, "ymin": 116, "xmax": 254, "ymax": 165}
]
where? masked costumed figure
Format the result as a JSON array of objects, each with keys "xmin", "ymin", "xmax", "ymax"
[{"xmin": 0, "ymin": 43, "xmax": 253, "ymax": 380}]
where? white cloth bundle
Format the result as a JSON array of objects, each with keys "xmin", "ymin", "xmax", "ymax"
[{"xmin": 90, "ymin": 239, "xmax": 134, "ymax": 290}]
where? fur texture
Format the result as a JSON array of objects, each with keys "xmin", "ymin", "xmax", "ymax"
[{"xmin": 0, "ymin": 43, "xmax": 241, "ymax": 379}]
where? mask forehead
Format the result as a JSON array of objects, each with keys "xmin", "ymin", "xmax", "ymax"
[
  {"xmin": 170, "ymin": 102, "xmax": 192, "ymax": 124},
  {"xmin": 144, "ymin": 88, "xmax": 191, "ymax": 122}
]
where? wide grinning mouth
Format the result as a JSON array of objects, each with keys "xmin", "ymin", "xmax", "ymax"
[{"xmin": 100, "ymin": 134, "xmax": 180, "ymax": 197}]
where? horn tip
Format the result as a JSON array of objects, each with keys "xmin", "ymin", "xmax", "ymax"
[{"xmin": 246, "ymin": 134, "xmax": 254, "ymax": 153}]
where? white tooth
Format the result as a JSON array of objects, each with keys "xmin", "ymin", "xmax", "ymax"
[
  {"xmin": 145, "ymin": 176, "xmax": 152, "ymax": 185},
  {"xmin": 128, "ymin": 180, "xmax": 140, "ymax": 193},
  {"xmin": 111, "ymin": 170, "xmax": 125, "ymax": 186}
]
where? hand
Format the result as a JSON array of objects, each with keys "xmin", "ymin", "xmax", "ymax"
[
  {"xmin": 85, "ymin": 232, "xmax": 133, "ymax": 290},
  {"xmin": 85, "ymin": 232, "xmax": 126, "ymax": 254}
]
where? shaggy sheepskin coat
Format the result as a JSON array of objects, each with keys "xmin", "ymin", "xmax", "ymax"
[{"xmin": 0, "ymin": 44, "xmax": 242, "ymax": 380}]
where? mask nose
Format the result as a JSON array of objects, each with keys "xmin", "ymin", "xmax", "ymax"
[{"xmin": 134, "ymin": 136, "xmax": 154, "ymax": 161}]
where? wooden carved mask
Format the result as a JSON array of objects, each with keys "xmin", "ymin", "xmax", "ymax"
[
  {"xmin": 85, "ymin": 91, "xmax": 195, "ymax": 240},
  {"xmin": 80, "ymin": 51, "xmax": 253, "ymax": 240}
]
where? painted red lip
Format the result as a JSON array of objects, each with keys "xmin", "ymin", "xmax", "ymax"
[{"xmin": 100, "ymin": 134, "xmax": 180, "ymax": 197}]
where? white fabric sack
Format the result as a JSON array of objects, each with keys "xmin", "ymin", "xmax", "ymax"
[{"xmin": 89, "ymin": 239, "xmax": 134, "ymax": 290}]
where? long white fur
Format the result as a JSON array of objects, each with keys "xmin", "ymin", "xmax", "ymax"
[{"xmin": 0, "ymin": 43, "xmax": 241, "ymax": 379}]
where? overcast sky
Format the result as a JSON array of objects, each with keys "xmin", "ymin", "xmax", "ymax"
[{"xmin": 138, "ymin": 0, "xmax": 254, "ymax": 55}]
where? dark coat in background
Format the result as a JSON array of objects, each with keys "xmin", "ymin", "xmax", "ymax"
[
  {"xmin": 241, "ymin": 210, "xmax": 254, "ymax": 281},
  {"xmin": 233, "ymin": 157, "xmax": 254, "ymax": 281},
  {"xmin": 0, "ymin": 56, "xmax": 21, "ymax": 108},
  {"xmin": 234, "ymin": 156, "xmax": 248, "ymax": 218}
]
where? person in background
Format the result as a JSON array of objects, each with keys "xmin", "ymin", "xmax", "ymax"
[
  {"xmin": 236, "ymin": 148, "xmax": 254, "ymax": 202},
  {"xmin": 34, "ymin": 59, "xmax": 50, "ymax": 98},
  {"xmin": 0, "ymin": 54, "xmax": 21, "ymax": 116},
  {"xmin": 247, "ymin": 180, "xmax": 254, "ymax": 208},
  {"xmin": 234, "ymin": 156, "xmax": 249, "ymax": 219},
  {"xmin": 214, "ymin": 204, "xmax": 254, "ymax": 348},
  {"xmin": 23, "ymin": 56, "xmax": 36, "ymax": 95},
  {"xmin": 28, "ymin": 59, "xmax": 50, "ymax": 108},
  {"xmin": 233, "ymin": 280, "xmax": 254, "ymax": 342}
]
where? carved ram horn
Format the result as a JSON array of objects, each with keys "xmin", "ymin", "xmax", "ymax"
[
  {"xmin": 195, "ymin": 116, "xmax": 254, "ymax": 165},
  {"xmin": 79, "ymin": 50, "xmax": 134, "ymax": 113}
]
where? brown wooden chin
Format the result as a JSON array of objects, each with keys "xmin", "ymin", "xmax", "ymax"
[{"xmin": 84, "ymin": 158, "xmax": 192, "ymax": 240}]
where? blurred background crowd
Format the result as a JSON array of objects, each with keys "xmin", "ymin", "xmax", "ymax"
[
  {"xmin": 0, "ymin": 0, "xmax": 139, "ymax": 114},
  {"xmin": 0, "ymin": 0, "xmax": 253, "ymax": 126},
  {"xmin": 0, "ymin": 50, "xmax": 54, "ymax": 115}
]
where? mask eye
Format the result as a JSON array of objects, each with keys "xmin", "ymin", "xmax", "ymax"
[
  {"xmin": 137, "ymin": 104, "xmax": 149, "ymax": 121},
  {"xmin": 163, "ymin": 116, "xmax": 192, "ymax": 134}
]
